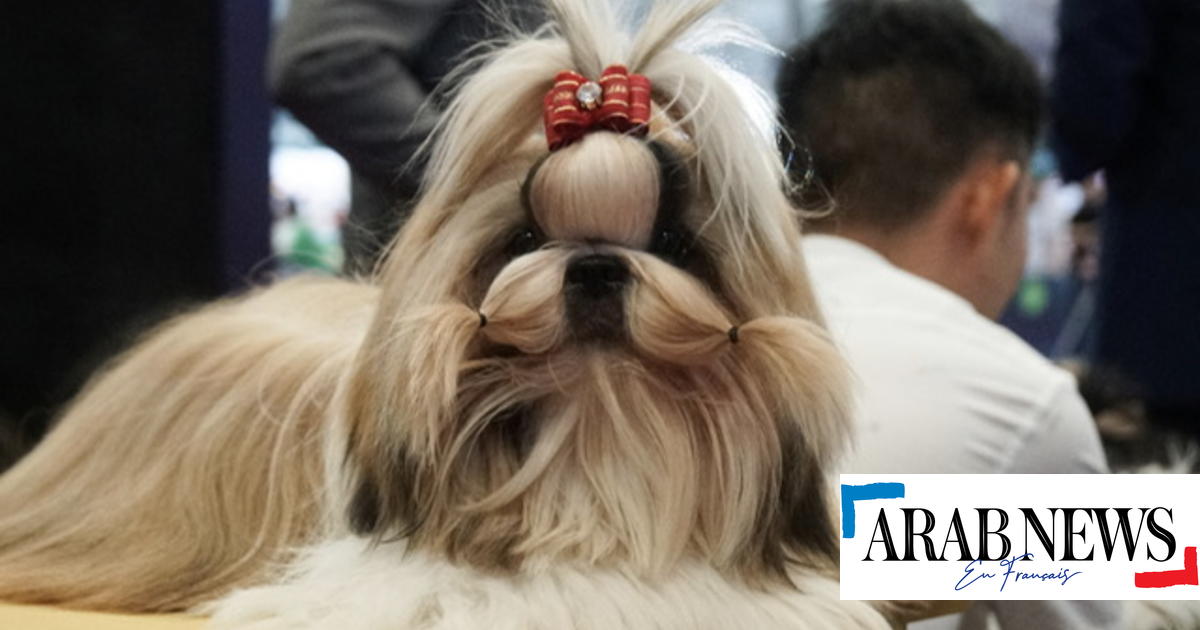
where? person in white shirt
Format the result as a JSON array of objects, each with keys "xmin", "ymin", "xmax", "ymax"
[
  {"xmin": 777, "ymin": 1, "xmax": 1116, "ymax": 628},
  {"xmin": 804, "ymin": 236, "xmax": 1106, "ymax": 477}
]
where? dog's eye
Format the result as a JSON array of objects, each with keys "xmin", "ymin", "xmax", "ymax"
[
  {"xmin": 652, "ymin": 228, "xmax": 691, "ymax": 265},
  {"xmin": 506, "ymin": 228, "xmax": 541, "ymax": 257}
]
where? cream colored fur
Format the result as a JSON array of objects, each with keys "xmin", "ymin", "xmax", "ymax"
[
  {"xmin": 0, "ymin": 279, "xmax": 375, "ymax": 610},
  {"xmin": 0, "ymin": 1, "xmax": 889, "ymax": 627}
]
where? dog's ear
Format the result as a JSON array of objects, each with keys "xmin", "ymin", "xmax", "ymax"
[
  {"xmin": 348, "ymin": 472, "xmax": 383, "ymax": 534},
  {"xmin": 343, "ymin": 365, "xmax": 424, "ymax": 538},
  {"xmin": 346, "ymin": 447, "xmax": 424, "ymax": 538},
  {"xmin": 341, "ymin": 303, "xmax": 483, "ymax": 538},
  {"xmin": 774, "ymin": 418, "xmax": 839, "ymax": 574},
  {"xmin": 343, "ymin": 359, "xmax": 413, "ymax": 538}
]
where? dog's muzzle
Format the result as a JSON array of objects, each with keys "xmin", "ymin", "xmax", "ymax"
[{"xmin": 564, "ymin": 253, "xmax": 629, "ymax": 341}]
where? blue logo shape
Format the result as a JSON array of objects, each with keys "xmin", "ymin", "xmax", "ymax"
[{"xmin": 841, "ymin": 482, "xmax": 905, "ymax": 538}]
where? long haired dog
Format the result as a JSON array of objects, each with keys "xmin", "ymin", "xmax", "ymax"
[{"xmin": 0, "ymin": 1, "xmax": 887, "ymax": 628}]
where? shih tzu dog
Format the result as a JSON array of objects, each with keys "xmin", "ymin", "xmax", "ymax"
[{"xmin": 0, "ymin": 1, "xmax": 888, "ymax": 628}]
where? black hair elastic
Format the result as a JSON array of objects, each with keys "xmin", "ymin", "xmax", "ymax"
[
  {"xmin": 727, "ymin": 326, "xmax": 740, "ymax": 344},
  {"xmin": 478, "ymin": 312, "xmax": 489, "ymax": 328}
]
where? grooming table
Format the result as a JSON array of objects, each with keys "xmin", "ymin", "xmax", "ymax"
[
  {"xmin": 0, "ymin": 603, "xmax": 205, "ymax": 629},
  {"xmin": 0, "ymin": 600, "xmax": 963, "ymax": 629}
]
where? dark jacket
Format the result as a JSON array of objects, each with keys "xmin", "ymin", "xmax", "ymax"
[
  {"xmin": 1051, "ymin": 0, "xmax": 1200, "ymax": 408},
  {"xmin": 269, "ymin": 0, "xmax": 541, "ymax": 274}
]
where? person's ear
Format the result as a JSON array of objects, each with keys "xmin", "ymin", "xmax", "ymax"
[{"xmin": 958, "ymin": 158, "xmax": 1022, "ymax": 244}]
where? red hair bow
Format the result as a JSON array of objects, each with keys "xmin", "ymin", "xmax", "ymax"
[{"xmin": 542, "ymin": 65, "xmax": 652, "ymax": 151}]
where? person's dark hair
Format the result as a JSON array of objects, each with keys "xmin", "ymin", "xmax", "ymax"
[{"xmin": 776, "ymin": 0, "xmax": 1044, "ymax": 230}]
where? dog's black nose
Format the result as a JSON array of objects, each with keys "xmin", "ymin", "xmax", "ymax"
[{"xmin": 564, "ymin": 254, "xmax": 629, "ymax": 299}]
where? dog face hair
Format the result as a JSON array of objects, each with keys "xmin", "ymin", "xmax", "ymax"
[
  {"xmin": 342, "ymin": 0, "xmax": 850, "ymax": 583},
  {"xmin": 0, "ymin": 0, "xmax": 858, "ymax": 618}
]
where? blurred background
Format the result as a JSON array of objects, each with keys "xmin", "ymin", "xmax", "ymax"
[{"xmin": 0, "ymin": 0, "xmax": 1189, "ymax": 467}]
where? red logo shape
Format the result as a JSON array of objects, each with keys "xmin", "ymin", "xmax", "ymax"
[{"xmin": 1135, "ymin": 546, "xmax": 1198, "ymax": 588}]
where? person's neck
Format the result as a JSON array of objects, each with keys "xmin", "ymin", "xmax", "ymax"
[{"xmin": 817, "ymin": 222, "xmax": 995, "ymax": 318}]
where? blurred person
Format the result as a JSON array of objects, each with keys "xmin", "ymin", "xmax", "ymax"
[
  {"xmin": 777, "ymin": 1, "xmax": 1118, "ymax": 629},
  {"xmin": 1051, "ymin": 0, "xmax": 1200, "ymax": 437},
  {"xmin": 269, "ymin": 0, "xmax": 541, "ymax": 275},
  {"xmin": 270, "ymin": 191, "xmax": 342, "ymax": 273},
  {"xmin": 1050, "ymin": 180, "xmax": 1104, "ymax": 359}
]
